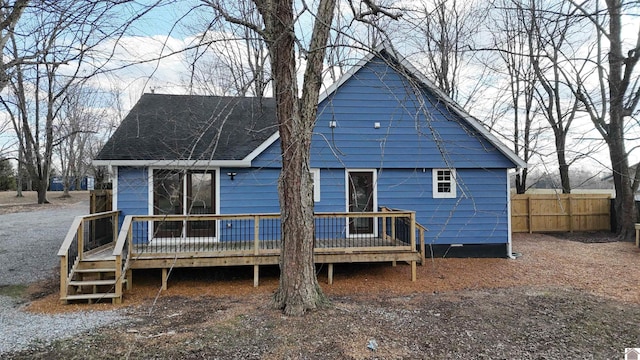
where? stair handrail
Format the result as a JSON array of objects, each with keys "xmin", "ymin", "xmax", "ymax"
[
  {"xmin": 112, "ymin": 215, "xmax": 133, "ymax": 257},
  {"xmin": 58, "ymin": 210, "xmax": 120, "ymax": 304},
  {"xmin": 57, "ymin": 216, "xmax": 84, "ymax": 257},
  {"xmin": 112, "ymin": 215, "xmax": 133, "ymax": 304}
]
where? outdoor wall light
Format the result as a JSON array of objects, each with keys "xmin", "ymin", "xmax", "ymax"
[{"xmin": 227, "ymin": 172, "xmax": 237, "ymax": 180}]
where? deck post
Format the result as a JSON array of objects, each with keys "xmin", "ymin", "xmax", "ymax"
[
  {"xmin": 420, "ymin": 227, "xmax": 426, "ymax": 266},
  {"xmin": 328, "ymin": 263, "xmax": 333, "ymax": 285},
  {"xmin": 381, "ymin": 210, "xmax": 387, "ymax": 239},
  {"xmin": 391, "ymin": 213, "xmax": 396, "ymax": 240},
  {"xmin": 253, "ymin": 215, "xmax": 260, "ymax": 287},
  {"xmin": 114, "ymin": 254, "xmax": 122, "ymax": 304},
  {"xmin": 411, "ymin": 261, "xmax": 417, "ymax": 282},
  {"xmin": 392, "ymin": 260, "xmax": 396, "ymax": 267},
  {"xmin": 126, "ymin": 269, "xmax": 132, "ymax": 290},
  {"xmin": 112, "ymin": 212, "xmax": 119, "ymax": 243},
  {"xmin": 253, "ymin": 215, "xmax": 260, "ymax": 256},
  {"xmin": 253, "ymin": 265, "xmax": 259, "ymax": 287},
  {"xmin": 410, "ymin": 212, "xmax": 416, "ymax": 252},
  {"xmin": 77, "ymin": 220, "xmax": 84, "ymax": 260},
  {"xmin": 59, "ymin": 255, "xmax": 68, "ymax": 304},
  {"xmin": 410, "ymin": 212, "xmax": 417, "ymax": 281},
  {"xmin": 161, "ymin": 268, "xmax": 168, "ymax": 290}
]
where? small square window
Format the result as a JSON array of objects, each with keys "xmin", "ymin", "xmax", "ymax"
[{"xmin": 433, "ymin": 169, "xmax": 456, "ymax": 198}]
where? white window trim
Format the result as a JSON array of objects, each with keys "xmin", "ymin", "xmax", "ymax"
[
  {"xmin": 344, "ymin": 169, "xmax": 378, "ymax": 238},
  {"xmin": 433, "ymin": 168, "xmax": 456, "ymax": 198},
  {"xmin": 310, "ymin": 168, "xmax": 320, "ymax": 202},
  {"xmin": 148, "ymin": 167, "xmax": 220, "ymax": 242}
]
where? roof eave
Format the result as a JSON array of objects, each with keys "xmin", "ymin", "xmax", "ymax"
[{"xmin": 92, "ymin": 159, "xmax": 252, "ymax": 167}]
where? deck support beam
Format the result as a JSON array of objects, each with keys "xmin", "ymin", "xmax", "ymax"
[
  {"xmin": 253, "ymin": 265, "xmax": 259, "ymax": 287},
  {"xmin": 126, "ymin": 269, "xmax": 132, "ymax": 290},
  {"xmin": 161, "ymin": 268, "xmax": 168, "ymax": 290},
  {"xmin": 328, "ymin": 263, "xmax": 334, "ymax": 285},
  {"xmin": 411, "ymin": 261, "xmax": 416, "ymax": 282}
]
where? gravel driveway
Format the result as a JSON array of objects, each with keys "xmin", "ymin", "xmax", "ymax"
[
  {"xmin": 0, "ymin": 201, "xmax": 88, "ymax": 286},
  {"xmin": 0, "ymin": 201, "xmax": 128, "ymax": 355}
]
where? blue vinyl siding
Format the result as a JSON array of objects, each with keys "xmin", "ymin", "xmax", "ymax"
[
  {"xmin": 378, "ymin": 168, "xmax": 509, "ymax": 245},
  {"xmin": 117, "ymin": 166, "xmax": 148, "ymax": 218},
  {"xmin": 112, "ymin": 56, "xmax": 517, "ymax": 246},
  {"xmin": 253, "ymin": 56, "xmax": 516, "ymax": 169},
  {"xmin": 116, "ymin": 166, "xmax": 149, "ymax": 244},
  {"xmin": 219, "ymin": 167, "xmax": 280, "ymax": 214}
]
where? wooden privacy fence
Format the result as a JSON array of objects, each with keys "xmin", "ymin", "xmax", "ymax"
[
  {"xmin": 511, "ymin": 194, "xmax": 611, "ymax": 233},
  {"xmin": 90, "ymin": 190, "xmax": 112, "ymax": 214}
]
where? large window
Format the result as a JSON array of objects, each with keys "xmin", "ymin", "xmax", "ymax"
[
  {"xmin": 153, "ymin": 169, "xmax": 216, "ymax": 237},
  {"xmin": 433, "ymin": 169, "xmax": 456, "ymax": 198}
]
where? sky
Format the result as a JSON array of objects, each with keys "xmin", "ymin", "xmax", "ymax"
[{"xmin": 2, "ymin": 0, "xmax": 639, "ymax": 180}]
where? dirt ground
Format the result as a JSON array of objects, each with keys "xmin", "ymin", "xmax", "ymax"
[
  {"xmin": 0, "ymin": 190, "xmax": 89, "ymax": 215},
  {"xmin": 2, "ymin": 192, "xmax": 640, "ymax": 358},
  {"xmin": 4, "ymin": 234, "xmax": 639, "ymax": 359}
]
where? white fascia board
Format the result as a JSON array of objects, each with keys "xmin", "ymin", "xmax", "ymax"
[
  {"xmin": 387, "ymin": 47, "xmax": 528, "ymax": 169},
  {"xmin": 242, "ymin": 131, "xmax": 280, "ymax": 163},
  {"xmin": 92, "ymin": 159, "xmax": 251, "ymax": 167}
]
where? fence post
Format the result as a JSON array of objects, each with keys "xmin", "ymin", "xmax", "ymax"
[
  {"xmin": 568, "ymin": 196, "xmax": 573, "ymax": 233},
  {"xmin": 527, "ymin": 195, "xmax": 533, "ymax": 234}
]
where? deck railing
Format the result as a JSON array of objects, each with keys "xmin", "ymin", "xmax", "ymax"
[
  {"xmin": 380, "ymin": 206, "xmax": 427, "ymax": 265},
  {"xmin": 112, "ymin": 215, "xmax": 133, "ymax": 300},
  {"xmin": 57, "ymin": 211, "xmax": 120, "ymax": 301},
  {"xmin": 120, "ymin": 209, "xmax": 419, "ymax": 257}
]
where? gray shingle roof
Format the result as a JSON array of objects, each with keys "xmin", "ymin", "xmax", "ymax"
[{"xmin": 96, "ymin": 94, "xmax": 278, "ymax": 162}]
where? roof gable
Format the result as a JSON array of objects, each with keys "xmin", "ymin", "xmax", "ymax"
[
  {"xmin": 249, "ymin": 45, "xmax": 526, "ymax": 169},
  {"xmin": 95, "ymin": 94, "xmax": 277, "ymax": 165}
]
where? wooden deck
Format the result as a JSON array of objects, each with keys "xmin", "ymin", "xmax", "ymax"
[{"xmin": 60, "ymin": 209, "xmax": 426, "ymax": 303}]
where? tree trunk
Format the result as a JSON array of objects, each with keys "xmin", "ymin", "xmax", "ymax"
[
  {"xmin": 261, "ymin": 0, "xmax": 334, "ymax": 315},
  {"xmin": 15, "ymin": 150, "xmax": 23, "ymax": 197},
  {"xmin": 515, "ymin": 168, "xmax": 527, "ymax": 194},
  {"xmin": 610, "ymin": 134, "xmax": 635, "ymax": 240},
  {"xmin": 35, "ymin": 176, "xmax": 49, "ymax": 204},
  {"xmin": 606, "ymin": 0, "xmax": 636, "ymax": 240},
  {"xmin": 555, "ymin": 134, "xmax": 571, "ymax": 194}
]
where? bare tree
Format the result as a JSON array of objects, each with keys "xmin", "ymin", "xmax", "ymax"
[
  {"xmin": 564, "ymin": 0, "xmax": 640, "ymax": 239},
  {"xmin": 55, "ymin": 82, "xmax": 108, "ymax": 196},
  {"xmin": 488, "ymin": 0, "xmax": 543, "ymax": 194},
  {"xmin": 0, "ymin": 0, "xmax": 30, "ymax": 92},
  {"xmin": 516, "ymin": 0, "xmax": 584, "ymax": 194},
  {"xmin": 408, "ymin": 0, "xmax": 488, "ymax": 105},
  {"xmin": 185, "ymin": 9, "xmax": 270, "ymax": 97},
  {"xmin": 203, "ymin": 0, "xmax": 401, "ymax": 315},
  {"xmin": 1, "ymin": 1, "xmax": 155, "ymax": 203}
]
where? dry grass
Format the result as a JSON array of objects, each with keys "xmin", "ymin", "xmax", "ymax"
[{"xmin": 0, "ymin": 190, "xmax": 89, "ymax": 214}]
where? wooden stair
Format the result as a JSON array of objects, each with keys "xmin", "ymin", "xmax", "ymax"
[{"xmin": 61, "ymin": 257, "xmax": 125, "ymax": 304}]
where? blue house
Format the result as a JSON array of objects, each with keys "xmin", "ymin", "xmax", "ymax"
[{"xmin": 94, "ymin": 47, "xmax": 525, "ymax": 258}]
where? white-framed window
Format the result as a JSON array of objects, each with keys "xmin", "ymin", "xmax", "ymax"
[
  {"xmin": 311, "ymin": 168, "xmax": 320, "ymax": 202},
  {"xmin": 433, "ymin": 168, "xmax": 456, "ymax": 198}
]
